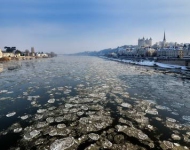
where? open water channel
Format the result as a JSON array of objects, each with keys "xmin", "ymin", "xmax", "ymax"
[{"xmin": 0, "ymin": 56, "xmax": 190, "ymax": 150}]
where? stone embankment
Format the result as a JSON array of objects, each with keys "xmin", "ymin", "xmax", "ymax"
[
  {"xmin": 118, "ymin": 56, "xmax": 190, "ymax": 67},
  {"xmin": 156, "ymin": 58, "xmax": 190, "ymax": 67}
]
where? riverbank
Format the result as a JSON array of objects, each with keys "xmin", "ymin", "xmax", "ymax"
[
  {"xmin": 0, "ymin": 55, "xmax": 51, "ymax": 62},
  {"xmin": 0, "ymin": 56, "xmax": 51, "ymax": 72},
  {"xmin": 100, "ymin": 56, "xmax": 189, "ymax": 70}
]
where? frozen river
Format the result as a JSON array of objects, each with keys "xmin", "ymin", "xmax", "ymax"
[{"xmin": 0, "ymin": 56, "xmax": 190, "ymax": 150}]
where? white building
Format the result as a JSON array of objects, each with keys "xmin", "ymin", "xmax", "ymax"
[
  {"xmin": 36, "ymin": 53, "xmax": 48, "ymax": 57},
  {"xmin": 138, "ymin": 37, "xmax": 152, "ymax": 48},
  {"xmin": 2, "ymin": 52, "xmax": 15, "ymax": 57},
  {"xmin": 137, "ymin": 47, "xmax": 156, "ymax": 57},
  {"xmin": 0, "ymin": 49, "xmax": 2, "ymax": 58}
]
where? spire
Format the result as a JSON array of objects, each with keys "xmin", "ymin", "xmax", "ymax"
[{"xmin": 163, "ymin": 31, "xmax": 166, "ymax": 41}]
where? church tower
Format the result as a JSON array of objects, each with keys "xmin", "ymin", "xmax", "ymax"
[{"xmin": 162, "ymin": 31, "xmax": 166, "ymax": 48}]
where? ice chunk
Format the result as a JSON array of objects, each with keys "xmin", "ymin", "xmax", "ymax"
[
  {"xmin": 166, "ymin": 117, "xmax": 176, "ymax": 123},
  {"xmin": 48, "ymin": 106, "xmax": 56, "ymax": 111},
  {"xmin": 21, "ymin": 115, "xmax": 29, "ymax": 120},
  {"xmin": 79, "ymin": 117, "xmax": 89, "ymax": 124},
  {"xmin": 186, "ymin": 132, "xmax": 190, "ymax": 136},
  {"xmin": 156, "ymin": 105, "xmax": 171, "ymax": 111},
  {"xmin": 182, "ymin": 116, "xmax": 190, "ymax": 121},
  {"xmin": 48, "ymin": 98, "xmax": 55, "ymax": 104},
  {"xmin": 31, "ymin": 101, "xmax": 36, "ymax": 105},
  {"xmin": 55, "ymin": 116, "xmax": 64, "ymax": 122},
  {"xmin": 36, "ymin": 122, "xmax": 47, "ymax": 128},
  {"xmin": 37, "ymin": 109, "xmax": 46, "ymax": 113},
  {"xmin": 58, "ymin": 87, "xmax": 64, "ymax": 91},
  {"xmin": 163, "ymin": 141, "xmax": 173, "ymax": 149},
  {"xmin": 35, "ymin": 114, "xmax": 43, "ymax": 120},
  {"xmin": 0, "ymin": 90, "xmax": 8, "ymax": 93},
  {"xmin": 138, "ymin": 132, "xmax": 148, "ymax": 140},
  {"xmin": 50, "ymin": 137, "xmax": 75, "ymax": 150},
  {"xmin": 77, "ymin": 111, "xmax": 84, "ymax": 116},
  {"xmin": 171, "ymin": 134, "xmax": 181, "ymax": 140},
  {"xmin": 103, "ymin": 139, "xmax": 112, "ymax": 148},
  {"xmin": 13, "ymin": 128, "xmax": 22, "ymax": 133},
  {"xmin": 46, "ymin": 117, "xmax": 54, "ymax": 123},
  {"xmin": 57, "ymin": 124, "xmax": 66, "ymax": 129},
  {"xmin": 49, "ymin": 129, "xmax": 57, "ymax": 136},
  {"xmin": 6, "ymin": 112, "xmax": 16, "ymax": 117},
  {"xmin": 147, "ymin": 125, "xmax": 153, "ymax": 130},
  {"xmin": 23, "ymin": 92, "xmax": 28, "ymax": 96},
  {"xmin": 88, "ymin": 133, "xmax": 99, "ymax": 140},
  {"xmin": 24, "ymin": 130, "xmax": 40, "ymax": 140},
  {"xmin": 27, "ymin": 96, "xmax": 33, "ymax": 101},
  {"xmin": 94, "ymin": 122, "xmax": 104, "ymax": 129},
  {"xmin": 121, "ymin": 103, "xmax": 132, "ymax": 108},
  {"xmin": 145, "ymin": 109, "xmax": 158, "ymax": 115},
  {"xmin": 81, "ymin": 105, "xmax": 88, "ymax": 111},
  {"xmin": 69, "ymin": 108, "xmax": 78, "ymax": 113},
  {"xmin": 65, "ymin": 104, "xmax": 73, "ymax": 108},
  {"xmin": 116, "ymin": 125, "xmax": 128, "ymax": 132},
  {"xmin": 171, "ymin": 112, "xmax": 179, "ymax": 116}
]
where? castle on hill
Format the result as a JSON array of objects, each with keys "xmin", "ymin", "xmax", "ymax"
[{"xmin": 138, "ymin": 37, "xmax": 152, "ymax": 48}]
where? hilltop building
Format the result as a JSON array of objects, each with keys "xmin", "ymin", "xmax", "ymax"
[
  {"xmin": 31, "ymin": 47, "xmax": 35, "ymax": 53},
  {"xmin": 138, "ymin": 37, "xmax": 152, "ymax": 48},
  {"xmin": 31, "ymin": 47, "xmax": 35, "ymax": 56}
]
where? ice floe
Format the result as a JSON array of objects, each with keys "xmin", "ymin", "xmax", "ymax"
[
  {"xmin": 120, "ymin": 102, "xmax": 132, "ymax": 108},
  {"xmin": 6, "ymin": 112, "xmax": 16, "ymax": 117},
  {"xmin": 88, "ymin": 133, "xmax": 99, "ymax": 140},
  {"xmin": 50, "ymin": 137, "xmax": 75, "ymax": 150},
  {"xmin": 182, "ymin": 116, "xmax": 190, "ymax": 121},
  {"xmin": 21, "ymin": 115, "xmax": 29, "ymax": 120},
  {"xmin": 48, "ymin": 98, "xmax": 55, "ymax": 104},
  {"xmin": 13, "ymin": 128, "xmax": 22, "ymax": 133},
  {"xmin": 24, "ymin": 130, "xmax": 40, "ymax": 140}
]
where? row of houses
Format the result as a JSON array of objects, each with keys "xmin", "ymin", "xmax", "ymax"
[
  {"xmin": 115, "ymin": 32, "xmax": 190, "ymax": 58},
  {"xmin": 0, "ymin": 48, "xmax": 49, "ymax": 59},
  {"xmin": 116, "ymin": 46, "xmax": 190, "ymax": 58}
]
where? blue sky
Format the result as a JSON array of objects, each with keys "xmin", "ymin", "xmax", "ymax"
[{"xmin": 0, "ymin": 0, "xmax": 190, "ymax": 54}]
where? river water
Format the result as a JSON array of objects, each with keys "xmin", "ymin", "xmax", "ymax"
[{"xmin": 0, "ymin": 56, "xmax": 190, "ymax": 150}]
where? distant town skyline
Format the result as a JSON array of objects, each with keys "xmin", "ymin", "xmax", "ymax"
[{"xmin": 0, "ymin": 0, "xmax": 190, "ymax": 54}]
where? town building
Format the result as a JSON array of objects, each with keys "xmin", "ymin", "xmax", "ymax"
[
  {"xmin": 137, "ymin": 47, "xmax": 156, "ymax": 57},
  {"xmin": 0, "ymin": 49, "xmax": 2, "ymax": 58},
  {"xmin": 2, "ymin": 52, "xmax": 15, "ymax": 57},
  {"xmin": 156, "ymin": 32, "xmax": 190, "ymax": 58}
]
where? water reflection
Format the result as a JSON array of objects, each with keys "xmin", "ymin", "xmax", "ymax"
[{"xmin": 0, "ymin": 56, "xmax": 190, "ymax": 150}]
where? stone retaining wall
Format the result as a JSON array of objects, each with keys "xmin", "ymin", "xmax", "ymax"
[{"xmin": 157, "ymin": 60, "xmax": 190, "ymax": 66}]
